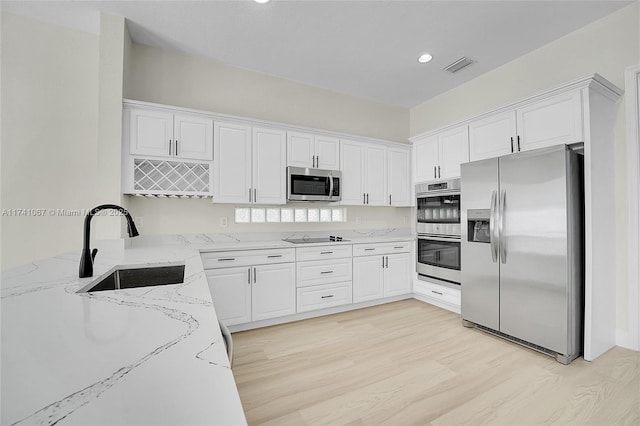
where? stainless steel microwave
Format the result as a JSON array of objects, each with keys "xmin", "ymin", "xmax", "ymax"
[{"xmin": 287, "ymin": 166, "xmax": 341, "ymax": 202}]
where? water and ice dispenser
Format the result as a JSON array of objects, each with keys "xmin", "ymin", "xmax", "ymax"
[{"xmin": 467, "ymin": 209, "xmax": 491, "ymax": 243}]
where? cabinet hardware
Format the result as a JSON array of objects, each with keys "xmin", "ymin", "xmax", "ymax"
[
  {"xmin": 175, "ymin": 140, "xmax": 178, "ymax": 156},
  {"xmin": 366, "ymin": 193, "xmax": 369, "ymax": 204},
  {"xmin": 320, "ymin": 271, "xmax": 334, "ymax": 274},
  {"xmin": 254, "ymin": 188, "xmax": 257, "ymax": 202},
  {"xmin": 431, "ymin": 290, "xmax": 443, "ymax": 296},
  {"xmin": 438, "ymin": 166, "xmax": 441, "ymax": 178},
  {"xmin": 385, "ymin": 256, "xmax": 389, "ymax": 268},
  {"xmin": 321, "ymin": 295, "xmax": 334, "ymax": 299},
  {"xmin": 267, "ymin": 255, "xmax": 282, "ymax": 258},
  {"xmin": 248, "ymin": 268, "xmax": 251, "ymax": 284},
  {"xmin": 249, "ymin": 188, "xmax": 252, "ymax": 203},
  {"xmin": 434, "ymin": 166, "xmax": 437, "ymax": 179},
  {"xmin": 517, "ymin": 135, "xmax": 521, "ymax": 152},
  {"xmin": 363, "ymin": 193, "xmax": 366, "ymax": 204},
  {"xmin": 169, "ymin": 140, "xmax": 172, "ymax": 156},
  {"xmin": 253, "ymin": 267, "xmax": 257, "ymax": 283},
  {"xmin": 218, "ymin": 258, "xmax": 236, "ymax": 261},
  {"xmin": 364, "ymin": 248, "xmax": 375, "ymax": 251},
  {"xmin": 316, "ymin": 155, "xmax": 319, "ymax": 167},
  {"xmin": 320, "ymin": 251, "xmax": 333, "ymax": 254},
  {"xmin": 382, "ymin": 256, "xmax": 385, "ymax": 268},
  {"xmin": 394, "ymin": 246, "xmax": 404, "ymax": 249},
  {"xmin": 389, "ymin": 194, "xmax": 392, "ymax": 205},
  {"xmin": 510, "ymin": 137, "xmax": 514, "ymax": 153}
]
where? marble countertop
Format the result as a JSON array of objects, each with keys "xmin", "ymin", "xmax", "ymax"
[{"xmin": 1, "ymin": 229, "xmax": 413, "ymax": 425}]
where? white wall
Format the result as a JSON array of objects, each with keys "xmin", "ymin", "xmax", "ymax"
[
  {"xmin": 410, "ymin": 2, "xmax": 640, "ymax": 340},
  {"xmin": 1, "ymin": 13, "xmax": 100, "ymax": 269},
  {"xmin": 123, "ymin": 42, "xmax": 412, "ymax": 237}
]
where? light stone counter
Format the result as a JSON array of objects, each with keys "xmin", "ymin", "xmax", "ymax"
[{"xmin": 1, "ymin": 229, "xmax": 413, "ymax": 425}]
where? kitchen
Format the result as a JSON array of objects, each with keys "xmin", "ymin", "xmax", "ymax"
[{"xmin": 2, "ymin": 1, "xmax": 639, "ymax": 425}]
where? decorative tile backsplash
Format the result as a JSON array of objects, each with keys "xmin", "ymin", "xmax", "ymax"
[{"xmin": 235, "ymin": 207, "xmax": 347, "ymax": 224}]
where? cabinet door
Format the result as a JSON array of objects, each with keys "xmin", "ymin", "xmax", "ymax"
[
  {"xmin": 129, "ymin": 108, "xmax": 173, "ymax": 157},
  {"xmin": 438, "ymin": 125, "xmax": 469, "ymax": 179},
  {"xmin": 252, "ymin": 263, "xmax": 296, "ymax": 321},
  {"xmin": 205, "ymin": 267, "xmax": 252, "ymax": 326},
  {"xmin": 213, "ymin": 121, "xmax": 252, "ymax": 203},
  {"xmin": 383, "ymin": 253, "xmax": 411, "ymax": 297},
  {"xmin": 253, "ymin": 128, "xmax": 287, "ymax": 205},
  {"xmin": 387, "ymin": 147, "xmax": 411, "ymax": 206},
  {"xmin": 517, "ymin": 91, "xmax": 583, "ymax": 152},
  {"xmin": 340, "ymin": 140, "xmax": 365, "ymax": 205},
  {"xmin": 353, "ymin": 256, "xmax": 384, "ymax": 303},
  {"xmin": 414, "ymin": 135, "xmax": 439, "ymax": 182},
  {"xmin": 173, "ymin": 114, "xmax": 213, "ymax": 160},
  {"xmin": 468, "ymin": 111, "xmax": 516, "ymax": 161},
  {"xmin": 364, "ymin": 144, "xmax": 387, "ymax": 206},
  {"xmin": 287, "ymin": 131, "xmax": 314, "ymax": 168},
  {"xmin": 315, "ymin": 135, "xmax": 340, "ymax": 170}
]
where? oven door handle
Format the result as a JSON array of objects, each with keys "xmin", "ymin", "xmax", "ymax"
[
  {"xmin": 418, "ymin": 235, "xmax": 461, "ymax": 243},
  {"xmin": 490, "ymin": 190, "xmax": 498, "ymax": 263}
]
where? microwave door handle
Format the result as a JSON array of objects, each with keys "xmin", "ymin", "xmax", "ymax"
[
  {"xmin": 329, "ymin": 174, "xmax": 334, "ymax": 200},
  {"xmin": 490, "ymin": 190, "xmax": 498, "ymax": 263}
]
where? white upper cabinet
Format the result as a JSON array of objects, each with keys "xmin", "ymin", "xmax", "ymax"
[
  {"xmin": 469, "ymin": 111, "xmax": 517, "ymax": 162},
  {"xmin": 414, "ymin": 125, "xmax": 469, "ymax": 182},
  {"xmin": 173, "ymin": 114, "xmax": 214, "ymax": 160},
  {"xmin": 252, "ymin": 127, "xmax": 287, "ymax": 205},
  {"xmin": 516, "ymin": 91, "xmax": 583, "ymax": 152},
  {"xmin": 364, "ymin": 144, "xmax": 387, "ymax": 206},
  {"xmin": 129, "ymin": 108, "xmax": 173, "ymax": 157},
  {"xmin": 340, "ymin": 140, "xmax": 389, "ymax": 206},
  {"xmin": 287, "ymin": 131, "xmax": 339, "ymax": 169},
  {"xmin": 387, "ymin": 146, "xmax": 411, "ymax": 206},
  {"xmin": 469, "ymin": 91, "xmax": 584, "ymax": 162},
  {"xmin": 128, "ymin": 107, "xmax": 213, "ymax": 161},
  {"xmin": 339, "ymin": 140, "xmax": 366, "ymax": 205},
  {"xmin": 213, "ymin": 121, "xmax": 253, "ymax": 203},
  {"xmin": 214, "ymin": 122, "xmax": 286, "ymax": 205}
]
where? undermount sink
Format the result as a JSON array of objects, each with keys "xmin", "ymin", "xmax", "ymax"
[{"xmin": 81, "ymin": 265, "xmax": 185, "ymax": 293}]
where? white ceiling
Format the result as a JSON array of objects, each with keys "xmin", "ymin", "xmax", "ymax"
[{"xmin": 2, "ymin": 0, "xmax": 633, "ymax": 108}]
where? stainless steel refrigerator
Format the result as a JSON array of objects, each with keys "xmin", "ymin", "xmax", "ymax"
[{"xmin": 461, "ymin": 145, "xmax": 584, "ymax": 364}]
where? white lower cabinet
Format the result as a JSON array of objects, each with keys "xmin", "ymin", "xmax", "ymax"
[
  {"xmin": 297, "ymin": 282, "xmax": 352, "ymax": 313},
  {"xmin": 202, "ymin": 248, "xmax": 295, "ymax": 326},
  {"xmin": 251, "ymin": 263, "xmax": 296, "ymax": 321},
  {"xmin": 205, "ymin": 267, "xmax": 252, "ymax": 326},
  {"xmin": 353, "ymin": 241, "xmax": 413, "ymax": 303}
]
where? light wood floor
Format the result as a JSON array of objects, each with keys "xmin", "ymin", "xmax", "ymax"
[{"xmin": 232, "ymin": 299, "xmax": 640, "ymax": 425}]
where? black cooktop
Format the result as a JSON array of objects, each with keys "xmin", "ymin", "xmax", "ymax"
[{"xmin": 282, "ymin": 236, "xmax": 350, "ymax": 244}]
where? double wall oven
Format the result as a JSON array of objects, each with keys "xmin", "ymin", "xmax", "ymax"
[{"xmin": 416, "ymin": 179, "xmax": 461, "ymax": 285}]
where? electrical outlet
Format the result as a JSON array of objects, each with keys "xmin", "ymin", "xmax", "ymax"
[
  {"xmin": 220, "ymin": 217, "xmax": 228, "ymax": 227},
  {"xmin": 135, "ymin": 217, "xmax": 143, "ymax": 228}
]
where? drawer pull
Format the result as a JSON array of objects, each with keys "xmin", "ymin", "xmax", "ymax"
[
  {"xmin": 364, "ymin": 248, "xmax": 376, "ymax": 251},
  {"xmin": 320, "ymin": 251, "xmax": 333, "ymax": 254},
  {"xmin": 218, "ymin": 258, "xmax": 236, "ymax": 261},
  {"xmin": 320, "ymin": 270, "xmax": 334, "ymax": 274},
  {"xmin": 431, "ymin": 290, "xmax": 443, "ymax": 296},
  {"xmin": 321, "ymin": 295, "xmax": 334, "ymax": 299},
  {"xmin": 267, "ymin": 255, "xmax": 283, "ymax": 258},
  {"xmin": 394, "ymin": 246, "xmax": 404, "ymax": 249}
]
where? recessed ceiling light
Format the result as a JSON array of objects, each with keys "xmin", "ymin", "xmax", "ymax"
[
  {"xmin": 253, "ymin": 0, "xmax": 271, "ymax": 4},
  {"xmin": 418, "ymin": 53, "xmax": 433, "ymax": 64}
]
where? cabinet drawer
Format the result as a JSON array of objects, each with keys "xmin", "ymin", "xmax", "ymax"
[
  {"xmin": 295, "ymin": 244, "xmax": 353, "ymax": 261},
  {"xmin": 297, "ymin": 282, "xmax": 353, "ymax": 313},
  {"xmin": 414, "ymin": 280, "xmax": 461, "ymax": 306},
  {"xmin": 296, "ymin": 258, "xmax": 352, "ymax": 288},
  {"xmin": 352, "ymin": 241, "xmax": 412, "ymax": 257},
  {"xmin": 201, "ymin": 248, "xmax": 295, "ymax": 269}
]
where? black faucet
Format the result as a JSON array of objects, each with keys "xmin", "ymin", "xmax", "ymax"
[{"xmin": 79, "ymin": 204, "xmax": 139, "ymax": 278}]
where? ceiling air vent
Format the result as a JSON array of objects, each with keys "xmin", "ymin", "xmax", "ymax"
[{"xmin": 444, "ymin": 57, "xmax": 475, "ymax": 74}]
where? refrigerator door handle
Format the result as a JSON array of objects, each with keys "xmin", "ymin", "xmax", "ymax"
[
  {"xmin": 490, "ymin": 190, "xmax": 498, "ymax": 262},
  {"xmin": 499, "ymin": 189, "xmax": 507, "ymax": 264}
]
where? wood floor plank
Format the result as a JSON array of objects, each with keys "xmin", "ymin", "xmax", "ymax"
[{"xmin": 231, "ymin": 299, "xmax": 640, "ymax": 425}]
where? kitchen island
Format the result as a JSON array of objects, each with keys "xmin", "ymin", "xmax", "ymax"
[{"xmin": 1, "ymin": 229, "xmax": 412, "ymax": 425}]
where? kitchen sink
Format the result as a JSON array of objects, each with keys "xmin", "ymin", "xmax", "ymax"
[{"xmin": 81, "ymin": 265, "xmax": 185, "ymax": 293}]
